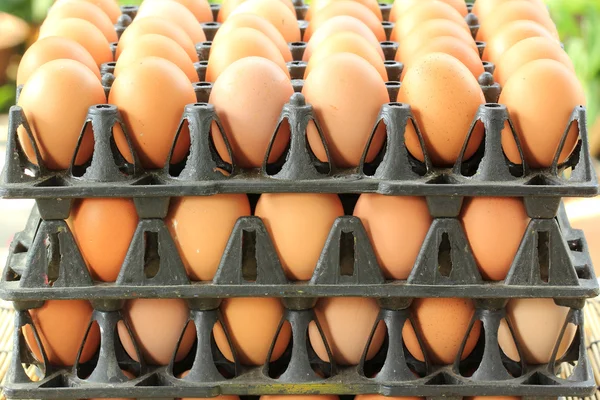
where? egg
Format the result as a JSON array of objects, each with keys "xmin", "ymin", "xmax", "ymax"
[
  {"xmin": 255, "ymin": 193, "xmax": 344, "ymax": 280},
  {"xmin": 118, "ymin": 299, "xmax": 196, "ymax": 365},
  {"xmin": 206, "ymin": 27, "xmax": 290, "ymax": 82},
  {"xmin": 309, "ymin": 297, "xmax": 385, "ymax": 365},
  {"xmin": 43, "ymin": 0, "xmax": 117, "ymax": 43},
  {"xmin": 305, "ymin": 1, "xmax": 386, "ymax": 42},
  {"xmin": 390, "ymin": 0, "xmax": 468, "ymax": 20},
  {"xmin": 500, "ymin": 59, "xmax": 585, "ymax": 168},
  {"xmin": 353, "ymin": 195, "xmax": 432, "ymax": 280},
  {"xmin": 38, "ymin": 18, "xmax": 113, "ymax": 66},
  {"xmin": 483, "ymin": 20, "xmax": 557, "ymax": 63},
  {"xmin": 17, "ymin": 59, "xmax": 105, "ymax": 170},
  {"xmin": 179, "ymin": 372, "xmax": 241, "ymax": 400},
  {"xmin": 116, "ymin": 17, "xmax": 197, "ymax": 61},
  {"xmin": 142, "ymin": 0, "xmax": 213, "ymax": 22},
  {"xmin": 303, "ymin": 15, "xmax": 384, "ymax": 61},
  {"xmin": 109, "ymin": 57, "xmax": 197, "ymax": 169},
  {"xmin": 230, "ymin": 0, "xmax": 300, "ymax": 42},
  {"xmin": 218, "ymin": 0, "xmax": 295, "ymax": 23},
  {"xmin": 499, "ymin": 298, "xmax": 576, "ymax": 364},
  {"xmin": 136, "ymin": 0, "xmax": 207, "ymax": 44},
  {"xmin": 213, "ymin": 13, "xmax": 293, "ymax": 62},
  {"xmin": 398, "ymin": 53, "xmax": 485, "ymax": 166},
  {"xmin": 306, "ymin": 0, "xmax": 383, "ymax": 21},
  {"xmin": 305, "ymin": 32, "xmax": 387, "ymax": 81},
  {"xmin": 391, "ymin": 1, "xmax": 471, "ymax": 42},
  {"xmin": 214, "ymin": 298, "xmax": 290, "ymax": 365},
  {"xmin": 303, "ymin": 53, "xmax": 389, "ymax": 167},
  {"xmin": 166, "ymin": 195, "xmax": 251, "ymax": 281},
  {"xmin": 209, "ymin": 57, "xmax": 294, "ymax": 168},
  {"xmin": 114, "ymin": 34, "xmax": 198, "ymax": 82},
  {"xmin": 55, "ymin": 0, "xmax": 121, "ymax": 24},
  {"xmin": 393, "ymin": 18, "xmax": 477, "ymax": 56},
  {"xmin": 494, "ymin": 36, "xmax": 575, "ymax": 86},
  {"xmin": 16, "ymin": 36, "xmax": 101, "ymax": 85},
  {"xmin": 472, "ymin": 0, "xmax": 548, "ymax": 24},
  {"xmin": 24, "ymin": 300, "xmax": 100, "ymax": 366},
  {"xmin": 403, "ymin": 298, "xmax": 481, "ymax": 365}
]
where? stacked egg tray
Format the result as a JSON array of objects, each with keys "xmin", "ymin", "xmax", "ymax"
[{"xmin": 1, "ymin": 1, "xmax": 600, "ymax": 399}]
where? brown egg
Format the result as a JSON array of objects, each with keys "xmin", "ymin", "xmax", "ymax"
[
  {"xmin": 398, "ymin": 53, "xmax": 485, "ymax": 166},
  {"xmin": 116, "ymin": 17, "xmax": 197, "ymax": 61},
  {"xmin": 303, "ymin": 53, "xmax": 389, "ymax": 167},
  {"xmin": 215, "ymin": 298, "xmax": 290, "ymax": 365},
  {"xmin": 392, "ymin": 1, "xmax": 471, "ymax": 42},
  {"xmin": 483, "ymin": 20, "xmax": 557, "ymax": 63},
  {"xmin": 136, "ymin": 0, "xmax": 207, "ymax": 44},
  {"xmin": 24, "ymin": 300, "xmax": 100, "ymax": 366},
  {"xmin": 230, "ymin": 0, "xmax": 300, "ymax": 42},
  {"xmin": 55, "ymin": 0, "xmax": 121, "ymax": 23},
  {"xmin": 255, "ymin": 193, "xmax": 344, "ymax": 280},
  {"xmin": 115, "ymin": 34, "xmax": 198, "ymax": 82},
  {"xmin": 309, "ymin": 297, "xmax": 385, "ymax": 365},
  {"xmin": 142, "ymin": 0, "xmax": 213, "ymax": 22},
  {"xmin": 166, "ymin": 195, "xmax": 251, "ymax": 281},
  {"xmin": 43, "ymin": 0, "xmax": 117, "ymax": 42},
  {"xmin": 303, "ymin": 15, "xmax": 384, "ymax": 61},
  {"xmin": 403, "ymin": 298, "xmax": 481, "ymax": 365},
  {"xmin": 16, "ymin": 36, "xmax": 101, "ymax": 85},
  {"xmin": 218, "ymin": 0, "xmax": 295, "ymax": 23},
  {"xmin": 109, "ymin": 57, "xmax": 197, "ymax": 169},
  {"xmin": 305, "ymin": 32, "xmax": 387, "ymax": 81},
  {"xmin": 206, "ymin": 27, "xmax": 290, "ymax": 82},
  {"xmin": 17, "ymin": 59, "xmax": 105, "ymax": 170},
  {"xmin": 499, "ymin": 298, "xmax": 576, "ymax": 364},
  {"xmin": 179, "ymin": 371, "xmax": 241, "ymax": 400},
  {"xmin": 472, "ymin": 0, "xmax": 548, "ymax": 24},
  {"xmin": 353, "ymin": 195, "xmax": 432, "ymax": 280},
  {"xmin": 209, "ymin": 57, "xmax": 294, "ymax": 168},
  {"xmin": 306, "ymin": 0, "xmax": 383, "ymax": 21},
  {"xmin": 500, "ymin": 59, "xmax": 585, "ymax": 168},
  {"xmin": 390, "ymin": 0, "xmax": 468, "ymax": 20},
  {"xmin": 118, "ymin": 299, "xmax": 196, "ymax": 365},
  {"xmin": 38, "ymin": 18, "xmax": 113, "ymax": 66}
]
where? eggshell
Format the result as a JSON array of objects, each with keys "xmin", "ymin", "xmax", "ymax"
[
  {"xmin": 43, "ymin": 0, "xmax": 117, "ymax": 42},
  {"xmin": 109, "ymin": 57, "xmax": 197, "ymax": 169},
  {"xmin": 17, "ymin": 59, "xmax": 105, "ymax": 170},
  {"xmin": 499, "ymin": 59, "xmax": 586, "ymax": 168},
  {"xmin": 305, "ymin": 1, "xmax": 386, "ymax": 41},
  {"xmin": 17, "ymin": 36, "xmax": 101, "ymax": 85},
  {"xmin": 218, "ymin": 0, "xmax": 295, "ymax": 23},
  {"xmin": 306, "ymin": 0, "xmax": 383, "ymax": 21},
  {"xmin": 472, "ymin": 0, "xmax": 548, "ymax": 24},
  {"xmin": 115, "ymin": 34, "xmax": 198, "ymax": 82},
  {"xmin": 394, "ymin": 18, "xmax": 477, "ymax": 57},
  {"xmin": 390, "ymin": 0, "xmax": 468, "ymax": 20},
  {"xmin": 209, "ymin": 57, "xmax": 294, "ymax": 168},
  {"xmin": 206, "ymin": 27, "xmax": 290, "ymax": 82},
  {"xmin": 55, "ymin": 0, "xmax": 121, "ymax": 23},
  {"xmin": 255, "ymin": 193, "xmax": 344, "ymax": 280},
  {"xmin": 137, "ymin": 0, "xmax": 207, "ymax": 44},
  {"xmin": 305, "ymin": 32, "xmax": 388, "ymax": 81},
  {"xmin": 499, "ymin": 298, "xmax": 576, "ymax": 364},
  {"xmin": 303, "ymin": 53, "xmax": 389, "ymax": 167},
  {"xmin": 398, "ymin": 53, "xmax": 485, "ymax": 166},
  {"xmin": 391, "ymin": 1, "xmax": 471, "ymax": 41},
  {"xmin": 309, "ymin": 297, "xmax": 385, "ymax": 365},
  {"xmin": 483, "ymin": 20, "xmax": 557, "ymax": 63},
  {"xmin": 230, "ymin": 0, "xmax": 300, "ymax": 42},
  {"xmin": 353, "ymin": 195, "xmax": 432, "ymax": 280},
  {"xmin": 166, "ymin": 195, "xmax": 251, "ymax": 281},
  {"xmin": 303, "ymin": 15, "xmax": 384, "ymax": 61},
  {"xmin": 494, "ymin": 36, "xmax": 575, "ymax": 86},
  {"xmin": 179, "ymin": 371, "xmax": 241, "ymax": 400},
  {"xmin": 118, "ymin": 299, "xmax": 196, "ymax": 365},
  {"xmin": 461, "ymin": 197, "xmax": 530, "ymax": 281},
  {"xmin": 403, "ymin": 298, "xmax": 481, "ymax": 365},
  {"xmin": 213, "ymin": 13, "xmax": 293, "ymax": 62},
  {"xmin": 38, "ymin": 18, "xmax": 113, "ymax": 66},
  {"xmin": 142, "ymin": 0, "xmax": 213, "ymax": 22},
  {"xmin": 24, "ymin": 300, "xmax": 100, "ymax": 366},
  {"xmin": 214, "ymin": 297, "xmax": 290, "ymax": 365}
]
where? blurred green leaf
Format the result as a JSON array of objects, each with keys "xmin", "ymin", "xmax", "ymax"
[{"xmin": 0, "ymin": 83, "xmax": 16, "ymax": 113}]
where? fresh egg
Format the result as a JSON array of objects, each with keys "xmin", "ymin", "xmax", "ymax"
[
  {"xmin": 16, "ymin": 36, "xmax": 101, "ymax": 85},
  {"xmin": 353, "ymin": 195, "xmax": 432, "ymax": 280},
  {"xmin": 218, "ymin": 0, "xmax": 295, "ymax": 23},
  {"xmin": 472, "ymin": 0, "xmax": 549, "ymax": 24},
  {"xmin": 309, "ymin": 297, "xmax": 385, "ymax": 365},
  {"xmin": 499, "ymin": 298, "xmax": 576, "ymax": 364},
  {"xmin": 55, "ymin": 0, "xmax": 122, "ymax": 23},
  {"xmin": 483, "ymin": 20, "xmax": 557, "ymax": 63},
  {"xmin": 42, "ymin": 1, "xmax": 117, "ymax": 42},
  {"xmin": 500, "ymin": 59, "xmax": 585, "ymax": 168},
  {"xmin": 209, "ymin": 57, "xmax": 294, "ymax": 168},
  {"xmin": 38, "ymin": 17, "xmax": 113, "ymax": 66},
  {"xmin": 306, "ymin": 0, "xmax": 383, "ymax": 21},
  {"xmin": 142, "ymin": 0, "xmax": 213, "ymax": 22},
  {"xmin": 109, "ymin": 57, "xmax": 197, "ymax": 169},
  {"xmin": 69, "ymin": 198, "xmax": 138, "ymax": 282},
  {"xmin": 303, "ymin": 52, "xmax": 389, "ymax": 167},
  {"xmin": 403, "ymin": 298, "xmax": 481, "ymax": 365},
  {"xmin": 494, "ymin": 36, "xmax": 575, "ymax": 86},
  {"xmin": 17, "ymin": 59, "xmax": 105, "ymax": 170},
  {"xmin": 166, "ymin": 195, "xmax": 251, "ymax": 281},
  {"xmin": 303, "ymin": 15, "xmax": 384, "ymax": 61},
  {"xmin": 392, "ymin": 1, "xmax": 471, "ymax": 42},
  {"xmin": 214, "ymin": 298, "xmax": 290, "ymax": 365},
  {"xmin": 305, "ymin": 1, "xmax": 386, "ymax": 42},
  {"xmin": 255, "ymin": 193, "xmax": 344, "ymax": 280},
  {"xmin": 114, "ymin": 34, "xmax": 198, "ymax": 82},
  {"xmin": 390, "ymin": 0, "xmax": 468, "ymax": 20},
  {"xmin": 213, "ymin": 13, "xmax": 293, "ymax": 62},
  {"xmin": 24, "ymin": 300, "xmax": 100, "ymax": 366},
  {"xmin": 179, "ymin": 371, "xmax": 241, "ymax": 400},
  {"xmin": 118, "ymin": 299, "xmax": 196, "ymax": 365},
  {"xmin": 230, "ymin": 0, "xmax": 300, "ymax": 42},
  {"xmin": 305, "ymin": 32, "xmax": 388, "ymax": 81},
  {"xmin": 392, "ymin": 18, "xmax": 477, "ymax": 55},
  {"xmin": 206, "ymin": 27, "xmax": 290, "ymax": 82},
  {"xmin": 398, "ymin": 53, "xmax": 485, "ymax": 166},
  {"xmin": 136, "ymin": 0, "xmax": 207, "ymax": 44},
  {"xmin": 461, "ymin": 197, "xmax": 530, "ymax": 281}
]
